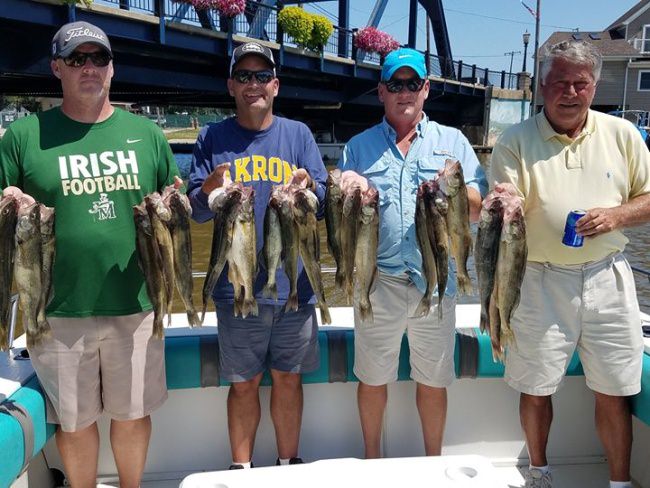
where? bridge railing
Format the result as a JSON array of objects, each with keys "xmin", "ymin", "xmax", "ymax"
[{"xmin": 93, "ymin": 0, "xmax": 517, "ymax": 88}]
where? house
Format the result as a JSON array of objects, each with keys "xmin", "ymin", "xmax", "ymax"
[{"xmin": 537, "ymin": 0, "xmax": 650, "ymax": 115}]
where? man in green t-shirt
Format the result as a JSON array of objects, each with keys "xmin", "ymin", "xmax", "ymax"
[{"xmin": 0, "ymin": 21, "xmax": 180, "ymax": 487}]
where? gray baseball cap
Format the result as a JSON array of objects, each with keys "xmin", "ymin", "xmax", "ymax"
[
  {"xmin": 51, "ymin": 21, "xmax": 112, "ymax": 59},
  {"xmin": 229, "ymin": 42, "xmax": 275, "ymax": 76}
]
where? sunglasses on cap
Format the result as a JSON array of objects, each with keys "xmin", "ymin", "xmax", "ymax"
[
  {"xmin": 231, "ymin": 69, "xmax": 275, "ymax": 84},
  {"xmin": 383, "ymin": 77, "xmax": 426, "ymax": 93},
  {"xmin": 61, "ymin": 51, "xmax": 112, "ymax": 68}
]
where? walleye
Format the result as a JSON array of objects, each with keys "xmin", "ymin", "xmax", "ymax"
[
  {"xmin": 414, "ymin": 183, "xmax": 438, "ymax": 318},
  {"xmin": 261, "ymin": 202, "xmax": 282, "ymax": 300},
  {"xmin": 474, "ymin": 193, "xmax": 504, "ymax": 335},
  {"xmin": 165, "ymin": 188, "xmax": 202, "ymax": 328},
  {"xmin": 227, "ymin": 185, "xmax": 258, "ymax": 318},
  {"xmin": 145, "ymin": 193, "xmax": 175, "ymax": 325},
  {"xmin": 38, "ymin": 205, "xmax": 56, "ymax": 332},
  {"xmin": 424, "ymin": 180, "xmax": 449, "ymax": 319},
  {"xmin": 490, "ymin": 200, "xmax": 527, "ymax": 360},
  {"xmin": 134, "ymin": 203, "xmax": 166, "ymax": 338},
  {"xmin": 325, "ymin": 169, "xmax": 345, "ymax": 289},
  {"xmin": 271, "ymin": 185, "xmax": 300, "ymax": 312},
  {"xmin": 202, "ymin": 185, "xmax": 243, "ymax": 321},
  {"xmin": 0, "ymin": 195, "xmax": 18, "ymax": 351},
  {"xmin": 14, "ymin": 202, "xmax": 48, "ymax": 348},
  {"xmin": 340, "ymin": 186, "xmax": 362, "ymax": 304},
  {"xmin": 437, "ymin": 159, "xmax": 472, "ymax": 295},
  {"xmin": 354, "ymin": 187, "xmax": 379, "ymax": 323},
  {"xmin": 293, "ymin": 187, "xmax": 332, "ymax": 324}
]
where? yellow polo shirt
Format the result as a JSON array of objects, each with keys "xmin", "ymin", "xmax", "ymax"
[{"xmin": 489, "ymin": 109, "xmax": 650, "ymax": 265}]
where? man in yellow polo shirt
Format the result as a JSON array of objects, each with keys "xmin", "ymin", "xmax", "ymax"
[{"xmin": 490, "ymin": 40, "xmax": 650, "ymax": 488}]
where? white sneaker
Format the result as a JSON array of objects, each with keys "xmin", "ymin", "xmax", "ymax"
[{"xmin": 524, "ymin": 468, "xmax": 553, "ymax": 488}]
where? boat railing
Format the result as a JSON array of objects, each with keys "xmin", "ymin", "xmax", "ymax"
[
  {"xmin": 632, "ymin": 265, "xmax": 650, "ymax": 283},
  {"xmin": 6, "ymin": 294, "xmax": 19, "ymax": 351}
]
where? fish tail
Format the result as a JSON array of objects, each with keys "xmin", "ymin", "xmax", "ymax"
[
  {"xmin": 244, "ymin": 298, "xmax": 259, "ymax": 318},
  {"xmin": 358, "ymin": 300, "xmax": 373, "ymax": 324},
  {"xmin": 319, "ymin": 303, "xmax": 332, "ymax": 325},
  {"xmin": 262, "ymin": 282, "xmax": 277, "ymax": 300},
  {"xmin": 479, "ymin": 311, "xmax": 490, "ymax": 334},
  {"xmin": 152, "ymin": 312, "xmax": 164, "ymax": 339},
  {"xmin": 187, "ymin": 309, "xmax": 203, "ymax": 328},
  {"xmin": 457, "ymin": 274, "xmax": 473, "ymax": 295},
  {"xmin": 413, "ymin": 296, "xmax": 431, "ymax": 319},
  {"xmin": 285, "ymin": 293, "xmax": 299, "ymax": 313},
  {"xmin": 335, "ymin": 268, "xmax": 345, "ymax": 290}
]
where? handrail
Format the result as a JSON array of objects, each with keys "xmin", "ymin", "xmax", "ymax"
[
  {"xmin": 632, "ymin": 265, "xmax": 650, "ymax": 282},
  {"xmin": 7, "ymin": 294, "xmax": 19, "ymax": 350}
]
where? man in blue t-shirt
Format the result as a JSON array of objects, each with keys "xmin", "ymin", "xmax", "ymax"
[
  {"xmin": 188, "ymin": 42, "xmax": 327, "ymax": 469},
  {"xmin": 339, "ymin": 48, "xmax": 487, "ymax": 459}
]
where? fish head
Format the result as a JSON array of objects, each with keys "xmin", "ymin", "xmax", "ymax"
[
  {"xmin": 502, "ymin": 204, "xmax": 525, "ymax": 241},
  {"xmin": 169, "ymin": 191, "xmax": 192, "ymax": 217},
  {"xmin": 293, "ymin": 188, "xmax": 318, "ymax": 217},
  {"xmin": 0, "ymin": 195, "xmax": 18, "ymax": 218},
  {"xmin": 437, "ymin": 159, "xmax": 463, "ymax": 195},
  {"xmin": 15, "ymin": 202, "xmax": 40, "ymax": 239},
  {"xmin": 39, "ymin": 204, "xmax": 55, "ymax": 233},
  {"xmin": 145, "ymin": 192, "xmax": 172, "ymax": 221}
]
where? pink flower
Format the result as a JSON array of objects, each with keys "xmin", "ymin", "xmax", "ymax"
[
  {"xmin": 172, "ymin": 0, "xmax": 245, "ymax": 16},
  {"xmin": 354, "ymin": 27, "xmax": 400, "ymax": 56}
]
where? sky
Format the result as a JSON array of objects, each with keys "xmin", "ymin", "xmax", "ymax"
[{"xmin": 303, "ymin": 0, "xmax": 640, "ymax": 74}]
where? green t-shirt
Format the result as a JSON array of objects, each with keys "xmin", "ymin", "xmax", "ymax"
[{"xmin": 0, "ymin": 107, "xmax": 179, "ymax": 317}]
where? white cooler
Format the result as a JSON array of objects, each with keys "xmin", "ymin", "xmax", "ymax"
[{"xmin": 179, "ymin": 454, "xmax": 506, "ymax": 488}]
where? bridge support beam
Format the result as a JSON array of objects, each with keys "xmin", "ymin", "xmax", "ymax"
[
  {"xmin": 338, "ymin": 0, "xmax": 350, "ymax": 58},
  {"xmin": 418, "ymin": 0, "xmax": 454, "ymax": 78},
  {"xmin": 408, "ymin": 0, "xmax": 417, "ymax": 48}
]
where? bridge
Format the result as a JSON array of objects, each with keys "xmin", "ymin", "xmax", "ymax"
[{"xmin": 0, "ymin": 0, "xmax": 518, "ymax": 134}]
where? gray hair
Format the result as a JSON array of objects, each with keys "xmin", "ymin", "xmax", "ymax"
[{"xmin": 539, "ymin": 40, "xmax": 602, "ymax": 84}]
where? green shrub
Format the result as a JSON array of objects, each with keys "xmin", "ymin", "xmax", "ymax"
[
  {"xmin": 279, "ymin": 7, "xmax": 333, "ymax": 52},
  {"xmin": 308, "ymin": 14, "xmax": 333, "ymax": 51}
]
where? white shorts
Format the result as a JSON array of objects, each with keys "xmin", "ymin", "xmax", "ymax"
[
  {"xmin": 353, "ymin": 273, "xmax": 456, "ymax": 387},
  {"xmin": 505, "ymin": 253, "xmax": 644, "ymax": 397}
]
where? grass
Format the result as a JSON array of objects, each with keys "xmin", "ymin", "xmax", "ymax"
[{"xmin": 165, "ymin": 128, "xmax": 200, "ymax": 141}]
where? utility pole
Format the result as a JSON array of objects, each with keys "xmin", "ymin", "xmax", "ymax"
[
  {"xmin": 504, "ymin": 50, "xmax": 521, "ymax": 89},
  {"xmin": 530, "ymin": 0, "xmax": 541, "ymax": 116}
]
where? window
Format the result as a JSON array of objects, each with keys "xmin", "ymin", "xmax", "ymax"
[
  {"xmin": 638, "ymin": 71, "xmax": 650, "ymax": 91},
  {"xmin": 643, "ymin": 25, "xmax": 650, "ymax": 52}
]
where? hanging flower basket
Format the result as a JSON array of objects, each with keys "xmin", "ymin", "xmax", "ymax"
[
  {"xmin": 60, "ymin": 0, "xmax": 93, "ymax": 6},
  {"xmin": 172, "ymin": 0, "xmax": 245, "ymax": 16},
  {"xmin": 354, "ymin": 27, "xmax": 400, "ymax": 57},
  {"xmin": 278, "ymin": 6, "xmax": 333, "ymax": 52}
]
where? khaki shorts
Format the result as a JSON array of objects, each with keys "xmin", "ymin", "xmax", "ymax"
[
  {"xmin": 28, "ymin": 311, "xmax": 168, "ymax": 432},
  {"xmin": 505, "ymin": 253, "xmax": 644, "ymax": 397},
  {"xmin": 353, "ymin": 273, "xmax": 456, "ymax": 387}
]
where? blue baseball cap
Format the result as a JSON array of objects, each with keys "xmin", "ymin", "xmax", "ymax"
[{"xmin": 381, "ymin": 48, "xmax": 426, "ymax": 81}]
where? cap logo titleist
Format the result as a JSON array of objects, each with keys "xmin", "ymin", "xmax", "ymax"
[{"xmin": 64, "ymin": 27, "xmax": 105, "ymax": 44}]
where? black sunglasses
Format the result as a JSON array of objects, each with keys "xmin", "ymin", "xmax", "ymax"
[
  {"xmin": 62, "ymin": 51, "xmax": 112, "ymax": 68},
  {"xmin": 232, "ymin": 69, "xmax": 275, "ymax": 84},
  {"xmin": 383, "ymin": 78, "xmax": 426, "ymax": 93}
]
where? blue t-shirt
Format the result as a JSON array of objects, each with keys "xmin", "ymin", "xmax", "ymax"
[{"xmin": 188, "ymin": 115, "xmax": 327, "ymax": 305}]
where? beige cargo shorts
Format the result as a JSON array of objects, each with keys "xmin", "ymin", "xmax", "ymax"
[
  {"xmin": 353, "ymin": 273, "xmax": 456, "ymax": 387},
  {"xmin": 505, "ymin": 253, "xmax": 644, "ymax": 397},
  {"xmin": 28, "ymin": 311, "xmax": 168, "ymax": 432}
]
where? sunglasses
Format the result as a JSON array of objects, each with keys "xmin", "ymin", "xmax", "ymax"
[
  {"xmin": 383, "ymin": 78, "xmax": 426, "ymax": 93},
  {"xmin": 232, "ymin": 69, "xmax": 275, "ymax": 84},
  {"xmin": 62, "ymin": 51, "xmax": 112, "ymax": 68}
]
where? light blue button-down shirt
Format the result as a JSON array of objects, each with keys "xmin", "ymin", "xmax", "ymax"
[{"xmin": 339, "ymin": 114, "xmax": 488, "ymax": 296}]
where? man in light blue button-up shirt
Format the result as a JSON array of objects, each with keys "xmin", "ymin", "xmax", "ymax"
[{"xmin": 338, "ymin": 48, "xmax": 487, "ymax": 459}]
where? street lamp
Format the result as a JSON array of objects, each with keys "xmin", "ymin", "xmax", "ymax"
[
  {"xmin": 505, "ymin": 50, "xmax": 522, "ymax": 88},
  {"xmin": 522, "ymin": 31, "xmax": 531, "ymax": 72}
]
